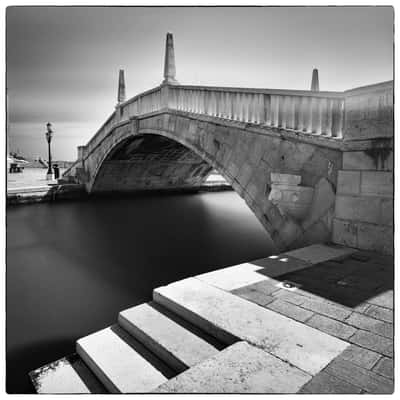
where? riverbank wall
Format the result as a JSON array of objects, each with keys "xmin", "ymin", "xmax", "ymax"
[{"xmin": 6, "ymin": 182, "xmax": 233, "ymax": 206}]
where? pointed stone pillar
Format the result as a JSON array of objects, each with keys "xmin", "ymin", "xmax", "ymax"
[
  {"xmin": 117, "ymin": 69, "xmax": 126, "ymax": 103},
  {"xmin": 311, "ymin": 68, "xmax": 319, "ymax": 92},
  {"xmin": 163, "ymin": 32, "xmax": 178, "ymax": 85}
]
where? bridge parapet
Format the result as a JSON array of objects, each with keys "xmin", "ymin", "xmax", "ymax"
[{"xmin": 166, "ymin": 85, "xmax": 345, "ymax": 138}]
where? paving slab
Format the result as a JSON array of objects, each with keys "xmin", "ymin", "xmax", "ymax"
[
  {"xmin": 154, "ymin": 341, "xmax": 311, "ymax": 393},
  {"xmin": 324, "ymin": 358, "xmax": 394, "ymax": 394},
  {"xmin": 284, "ymin": 244, "xmax": 355, "ymax": 265},
  {"xmin": 118, "ymin": 303, "xmax": 219, "ymax": 372},
  {"xmin": 154, "ymin": 277, "xmax": 349, "ymax": 375},
  {"xmin": 266, "ymin": 299, "xmax": 314, "ymax": 322},
  {"xmin": 339, "ymin": 345, "xmax": 381, "ymax": 370},
  {"xmin": 349, "ymin": 330, "xmax": 393, "ymax": 355},
  {"xmin": 306, "ymin": 314, "xmax": 357, "ymax": 340},
  {"xmin": 231, "ymin": 286, "xmax": 275, "ymax": 306},
  {"xmin": 372, "ymin": 357, "xmax": 393, "ymax": 379},
  {"xmin": 29, "ymin": 354, "xmax": 105, "ymax": 394},
  {"xmin": 250, "ymin": 255, "xmax": 313, "ymax": 277},
  {"xmin": 345, "ymin": 312, "xmax": 393, "ymax": 339},
  {"xmin": 364, "ymin": 304, "xmax": 393, "ymax": 323},
  {"xmin": 195, "ymin": 263, "xmax": 267, "ymax": 291},
  {"xmin": 76, "ymin": 325, "xmax": 170, "ymax": 393},
  {"xmin": 299, "ymin": 371, "xmax": 362, "ymax": 394},
  {"xmin": 366, "ymin": 291, "xmax": 393, "ymax": 309}
]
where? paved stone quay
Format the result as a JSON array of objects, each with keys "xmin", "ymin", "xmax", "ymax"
[{"xmin": 30, "ymin": 243, "xmax": 393, "ymax": 394}]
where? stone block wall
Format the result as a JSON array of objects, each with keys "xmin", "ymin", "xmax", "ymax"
[{"xmin": 332, "ymin": 149, "xmax": 393, "ymax": 255}]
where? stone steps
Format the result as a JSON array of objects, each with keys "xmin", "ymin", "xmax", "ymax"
[
  {"xmin": 76, "ymin": 324, "xmax": 174, "ymax": 393},
  {"xmin": 118, "ymin": 302, "xmax": 221, "ymax": 372},
  {"xmin": 29, "ymin": 354, "xmax": 107, "ymax": 394},
  {"xmin": 154, "ymin": 341, "xmax": 311, "ymax": 393},
  {"xmin": 29, "ymin": 244, "xmax": 357, "ymax": 393},
  {"xmin": 153, "ymin": 277, "xmax": 350, "ymax": 375}
]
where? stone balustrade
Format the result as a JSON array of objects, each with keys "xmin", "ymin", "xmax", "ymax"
[
  {"xmin": 70, "ymin": 80, "xmax": 392, "ymax": 175},
  {"xmin": 167, "ymin": 85, "xmax": 345, "ymax": 138}
]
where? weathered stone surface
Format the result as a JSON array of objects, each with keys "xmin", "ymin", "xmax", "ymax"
[
  {"xmin": 357, "ymin": 222, "xmax": 393, "ymax": 255},
  {"xmin": 269, "ymin": 183, "xmax": 314, "ymax": 221},
  {"xmin": 360, "ymin": 171, "xmax": 393, "ymax": 197},
  {"xmin": 349, "ymin": 330, "xmax": 392, "ymax": 355},
  {"xmin": 231, "ymin": 287, "xmax": 274, "ymax": 306},
  {"xmin": 251, "ymin": 255, "xmax": 313, "ymax": 278},
  {"xmin": 271, "ymin": 289, "xmax": 307, "ymax": 305},
  {"xmin": 381, "ymin": 198, "xmax": 393, "ymax": 226},
  {"xmin": 270, "ymin": 172, "xmax": 301, "ymax": 185},
  {"xmin": 76, "ymin": 326, "xmax": 169, "ymax": 393},
  {"xmin": 345, "ymin": 313, "xmax": 393, "ymax": 339},
  {"xmin": 335, "ymin": 195, "xmax": 382, "ymax": 224},
  {"xmin": 337, "ymin": 171, "xmax": 361, "ymax": 195},
  {"xmin": 266, "ymin": 299, "xmax": 314, "ymax": 322},
  {"xmin": 343, "ymin": 150, "xmax": 393, "ymax": 171},
  {"xmin": 299, "ymin": 371, "xmax": 362, "ymax": 394},
  {"xmin": 344, "ymin": 81, "xmax": 393, "ymax": 141},
  {"xmin": 195, "ymin": 263, "xmax": 267, "ymax": 291},
  {"xmin": 300, "ymin": 298, "xmax": 352, "ymax": 320},
  {"xmin": 118, "ymin": 303, "xmax": 219, "ymax": 372},
  {"xmin": 364, "ymin": 304, "xmax": 393, "ymax": 323},
  {"xmin": 332, "ymin": 218, "xmax": 358, "ymax": 248},
  {"xmin": 366, "ymin": 291, "xmax": 393, "ymax": 309},
  {"xmin": 154, "ymin": 341, "xmax": 311, "ymax": 393},
  {"xmin": 285, "ymin": 244, "xmax": 355, "ymax": 265},
  {"xmin": 302, "ymin": 177, "xmax": 335, "ymax": 230},
  {"xmin": 306, "ymin": 314, "xmax": 357, "ymax": 339},
  {"xmin": 372, "ymin": 357, "xmax": 393, "ymax": 379},
  {"xmin": 324, "ymin": 358, "xmax": 393, "ymax": 393},
  {"xmin": 154, "ymin": 277, "xmax": 349, "ymax": 375},
  {"xmin": 29, "ymin": 355, "xmax": 105, "ymax": 394},
  {"xmin": 339, "ymin": 344, "xmax": 381, "ymax": 370}
]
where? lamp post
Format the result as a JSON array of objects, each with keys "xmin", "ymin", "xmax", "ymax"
[{"xmin": 45, "ymin": 122, "xmax": 53, "ymax": 180}]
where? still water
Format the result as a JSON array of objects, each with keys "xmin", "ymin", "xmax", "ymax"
[{"xmin": 7, "ymin": 191, "xmax": 276, "ymax": 393}]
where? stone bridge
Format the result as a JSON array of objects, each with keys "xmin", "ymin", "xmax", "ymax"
[{"xmin": 64, "ymin": 33, "xmax": 393, "ymax": 254}]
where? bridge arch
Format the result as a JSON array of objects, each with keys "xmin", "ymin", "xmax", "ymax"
[{"xmin": 78, "ymin": 111, "xmax": 341, "ymax": 251}]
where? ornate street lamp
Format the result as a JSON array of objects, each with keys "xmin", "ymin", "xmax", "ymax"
[{"xmin": 45, "ymin": 122, "xmax": 53, "ymax": 180}]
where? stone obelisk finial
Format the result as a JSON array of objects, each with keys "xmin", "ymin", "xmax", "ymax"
[
  {"xmin": 117, "ymin": 69, "xmax": 126, "ymax": 103},
  {"xmin": 163, "ymin": 32, "xmax": 178, "ymax": 85},
  {"xmin": 311, "ymin": 68, "xmax": 319, "ymax": 91}
]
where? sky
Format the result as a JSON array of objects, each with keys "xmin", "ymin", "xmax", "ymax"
[{"xmin": 7, "ymin": 6, "xmax": 393, "ymax": 161}]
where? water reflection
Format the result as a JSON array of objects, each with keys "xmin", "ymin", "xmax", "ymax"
[{"xmin": 7, "ymin": 191, "xmax": 275, "ymax": 393}]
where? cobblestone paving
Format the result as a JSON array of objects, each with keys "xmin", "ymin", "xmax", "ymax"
[{"xmin": 230, "ymin": 250, "xmax": 394, "ymax": 394}]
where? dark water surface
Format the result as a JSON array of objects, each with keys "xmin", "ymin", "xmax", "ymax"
[{"xmin": 6, "ymin": 191, "xmax": 276, "ymax": 393}]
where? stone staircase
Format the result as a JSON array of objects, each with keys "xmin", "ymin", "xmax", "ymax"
[{"xmin": 30, "ymin": 244, "xmax": 356, "ymax": 394}]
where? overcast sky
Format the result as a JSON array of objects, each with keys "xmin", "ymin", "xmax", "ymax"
[{"xmin": 7, "ymin": 6, "xmax": 393, "ymax": 161}]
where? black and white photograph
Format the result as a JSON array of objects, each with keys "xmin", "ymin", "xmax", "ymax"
[{"xmin": 5, "ymin": 4, "xmax": 394, "ymax": 394}]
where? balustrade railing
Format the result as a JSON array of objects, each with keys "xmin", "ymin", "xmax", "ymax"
[
  {"xmin": 82, "ymin": 80, "xmax": 393, "ymax": 162},
  {"xmin": 167, "ymin": 86, "xmax": 344, "ymax": 138}
]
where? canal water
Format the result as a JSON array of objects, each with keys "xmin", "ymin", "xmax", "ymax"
[{"xmin": 6, "ymin": 191, "xmax": 276, "ymax": 393}]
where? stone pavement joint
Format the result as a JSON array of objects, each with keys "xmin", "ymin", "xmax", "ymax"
[
  {"xmin": 306, "ymin": 314, "xmax": 357, "ymax": 340},
  {"xmin": 349, "ymin": 330, "xmax": 393, "ymax": 356},
  {"xmin": 299, "ymin": 371, "xmax": 362, "ymax": 394},
  {"xmin": 154, "ymin": 277, "xmax": 349, "ymax": 375},
  {"xmin": 154, "ymin": 341, "xmax": 312, "ymax": 393},
  {"xmin": 339, "ymin": 344, "xmax": 382, "ymax": 370},
  {"xmin": 323, "ymin": 358, "xmax": 393, "ymax": 394}
]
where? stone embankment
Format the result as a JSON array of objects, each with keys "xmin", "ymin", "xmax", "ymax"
[
  {"xmin": 6, "ymin": 182, "xmax": 231, "ymax": 205},
  {"xmin": 30, "ymin": 243, "xmax": 393, "ymax": 394},
  {"xmin": 6, "ymin": 184, "xmax": 87, "ymax": 205}
]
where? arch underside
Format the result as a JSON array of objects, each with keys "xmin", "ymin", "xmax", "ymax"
[
  {"xmin": 92, "ymin": 134, "xmax": 214, "ymax": 193},
  {"xmin": 84, "ymin": 112, "xmax": 342, "ymax": 251}
]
